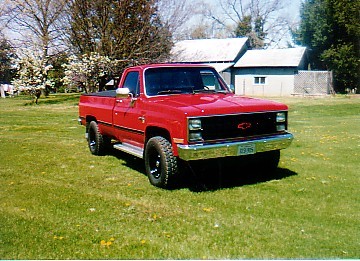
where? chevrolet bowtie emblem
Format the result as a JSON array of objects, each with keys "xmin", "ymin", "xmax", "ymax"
[{"xmin": 237, "ymin": 122, "xmax": 252, "ymax": 130}]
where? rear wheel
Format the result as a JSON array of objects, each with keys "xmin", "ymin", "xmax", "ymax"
[
  {"xmin": 87, "ymin": 121, "xmax": 108, "ymax": 155},
  {"xmin": 144, "ymin": 136, "xmax": 178, "ymax": 189}
]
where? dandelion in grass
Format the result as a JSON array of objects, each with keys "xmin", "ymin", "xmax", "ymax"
[
  {"xmin": 203, "ymin": 207, "xmax": 213, "ymax": 212},
  {"xmin": 148, "ymin": 213, "xmax": 158, "ymax": 222},
  {"xmin": 163, "ymin": 232, "xmax": 171, "ymax": 238},
  {"xmin": 100, "ymin": 238, "xmax": 114, "ymax": 247}
]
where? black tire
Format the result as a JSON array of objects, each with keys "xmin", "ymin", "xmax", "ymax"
[
  {"xmin": 144, "ymin": 136, "xmax": 178, "ymax": 189},
  {"xmin": 87, "ymin": 121, "xmax": 107, "ymax": 155},
  {"xmin": 257, "ymin": 150, "xmax": 280, "ymax": 172}
]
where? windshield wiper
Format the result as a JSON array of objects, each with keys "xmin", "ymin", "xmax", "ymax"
[
  {"xmin": 157, "ymin": 89, "xmax": 183, "ymax": 95},
  {"xmin": 193, "ymin": 89, "xmax": 228, "ymax": 94}
]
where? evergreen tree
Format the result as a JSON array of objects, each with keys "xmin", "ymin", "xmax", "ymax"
[
  {"xmin": 294, "ymin": 0, "xmax": 360, "ymax": 92},
  {"xmin": 0, "ymin": 34, "xmax": 16, "ymax": 83},
  {"xmin": 234, "ymin": 15, "xmax": 266, "ymax": 49},
  {"xmin": 235, "ymin": 16, "xmax": 252, "ymax": 38},
  {"xmin": 206, "ymin": 0, "xmax": 287, "ymax": 49}
]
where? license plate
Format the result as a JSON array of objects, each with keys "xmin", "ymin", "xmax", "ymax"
[{"xmin": 238, "ymin": 143, "xmax": 256, "ymax": 155}]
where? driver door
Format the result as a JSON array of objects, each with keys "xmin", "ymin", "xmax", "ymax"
[{"xmin": 113, "ymin": 71, "xmax": 145, "ymax": 147}]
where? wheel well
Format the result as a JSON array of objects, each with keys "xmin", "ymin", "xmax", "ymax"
[
  {"xmin": 145, "ymin": 127, "xmax": 171, "ymax": 144},
  {"xmin": 85, "ymin": 116, "xmax": 97, "ymax": 132}
]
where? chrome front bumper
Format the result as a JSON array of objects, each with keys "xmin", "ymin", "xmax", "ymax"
[{"xmin": 177, "ymin": 133, "xmax": 294, "ymax": 161}]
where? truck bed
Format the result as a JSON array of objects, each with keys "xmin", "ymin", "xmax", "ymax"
[
  {"xmin": 81, "ymin": 90, "xmax": 117, "ymax": 97},
  {"xmin": 78, "ymin": 90, "xmax": 117, "ymax": 138}
]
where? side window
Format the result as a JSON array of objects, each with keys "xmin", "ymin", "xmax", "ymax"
[
  {"xmin": 123, "ymin": 71, "xmax": 140, "ymax": 95},
  {"xmin": 254, "ymin": 76, "xmax": 266, "ymax": 85},
  {"xmin": 200, "ymin": 70, "xmax": 220, "ymax": 90}
]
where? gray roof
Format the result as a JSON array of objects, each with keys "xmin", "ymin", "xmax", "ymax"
[
  {"xmin": 171, "ymin": 38, "xmax": 248, "ymax": 63},
  {"xmin": 234, "ymin": 47, "xmax": 307, "ymax": 68},
  {"xmin": 205, "ymin": 62, "xmax": 234, "ymax": 72}
]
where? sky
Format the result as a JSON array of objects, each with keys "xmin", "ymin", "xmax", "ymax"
[
  {"xmin": 2, "ymin": 0, "xmax": 304, "ymax": 49},
  {"xmin": 206, "ymin": 0, "xmax": 302, "ymax": 20},
  {"xmin": 195, "ymin": 0, "xmax": 304, "ymax": 47}
]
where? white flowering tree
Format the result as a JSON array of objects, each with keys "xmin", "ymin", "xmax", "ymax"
[
  {"xmin": 11, "ymin": 50, "xmax": 54, "ymax": 103},
  {"xmin": 62, "ymin": 52, "xmax": 116, "ymax": 93}
]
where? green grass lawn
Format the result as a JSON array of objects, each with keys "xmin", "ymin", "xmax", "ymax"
[{"xmin": 0, "ymin": 94, "xmax": 359, "ymax": 259}]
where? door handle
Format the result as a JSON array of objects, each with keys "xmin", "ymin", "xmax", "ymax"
[{"xmin": 138, "ymin": 116, "xmax": 145, "ymax": 123}]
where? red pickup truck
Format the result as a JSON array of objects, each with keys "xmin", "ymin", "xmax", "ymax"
[{"xmin": 78, "ymin": 64, "xmax": 293, "ymax": 188}]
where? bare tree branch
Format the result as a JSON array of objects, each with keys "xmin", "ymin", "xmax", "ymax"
[
  {"xmin": 157, "ymin": 0, "xmax": 200, "ymax": 40},
  {"xmin": 7, "ymin": 0, "xmax": 69, "ymax": 55},
  {"xmin": 197, "ymin": 0, "xmax": 292, "ymax": 48}
]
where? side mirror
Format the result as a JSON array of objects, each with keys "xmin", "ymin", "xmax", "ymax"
[{"xmin": 116, "ymin": 87, "xmax": 130, "ymax": 98}]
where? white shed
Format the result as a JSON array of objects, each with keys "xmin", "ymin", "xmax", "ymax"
[
  {"xmin": 232, "ymin": 47, "xmax": 308, "ymax": 96},
  {"xmin": 171, "ymin": 38, "xmax": 249, "ymax": 84}
]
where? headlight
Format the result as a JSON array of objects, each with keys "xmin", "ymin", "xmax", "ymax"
[
  {"xmin": 276, "ymin": 112, "xmax": 286, "ymax": 123},
  {"xmin": 189, "ymin": 118, "xmax": 202, "ymax": 130},
  {"xmin": 188, "ymin": 118, "xmax": 203, "ymax": 142},
  {"xmin": 189, "ymin": 132, "xmax": 203, "ymax": 142},
  {"xmin": 277, "ymin": 124, "xmax": 286, "ymax": 132}
]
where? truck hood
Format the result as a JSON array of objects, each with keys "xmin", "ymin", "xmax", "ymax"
[{"xmin": 148, "ymin": 93, "xmax": 288, "ymax": 116}]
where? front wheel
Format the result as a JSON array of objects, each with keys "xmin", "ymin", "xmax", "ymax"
[
  {"xmin": 256, "ymin": 150, "xmax": 280, "ymax": 172},
  {"xmin": 144, "ymin": 136, "xmax": 178, "ymax": 189}
]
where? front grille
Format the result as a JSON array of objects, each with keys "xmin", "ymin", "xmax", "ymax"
[{"xmin": 200, "ymin": 112, "xmax": 281, "ymax": 141}]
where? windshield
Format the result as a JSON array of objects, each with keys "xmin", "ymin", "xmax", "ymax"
[{"xmin": 144, "ymin": 67, "xmax": 229, "ymax": 96}]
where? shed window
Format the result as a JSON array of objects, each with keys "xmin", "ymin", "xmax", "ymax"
[{"xmin": 254, "ymin": 77, "xmax": 266, "ymax": 85}]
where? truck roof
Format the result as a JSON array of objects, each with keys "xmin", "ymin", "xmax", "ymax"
[{"xmin": 126, "ymin": 63, "xmax": 215, "ymax": 70}]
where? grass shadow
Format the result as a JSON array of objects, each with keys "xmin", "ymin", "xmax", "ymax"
[
  {"xmin": 183, "ymin": 162, "xmax": 297, "ymax": 192},
  {"xmin": 111, "ymin": 148, "xmax": 146, "ymax": 173},
  {"xmin": 109, "ymin": 148, "xmax": 297, "ymax": 192}
]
